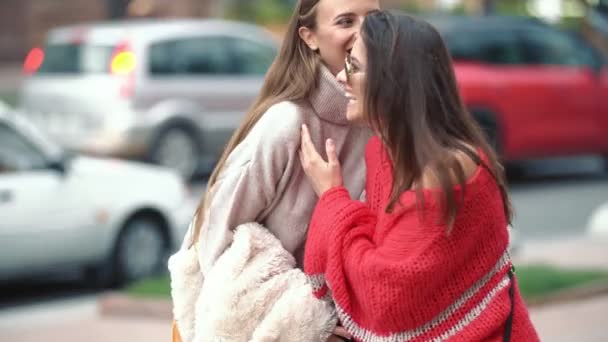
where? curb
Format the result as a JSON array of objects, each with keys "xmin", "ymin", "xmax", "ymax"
[
  {"xmin": 98, "ymin": 279, "xmax": 608, "ymax": 320},
  {"xmin": 525, "ymin": 278, "xmax": 608, "ymax": 308},
  {"xmin": 98, "ymin": 292, "xmax": 172, "ymax": 320}
]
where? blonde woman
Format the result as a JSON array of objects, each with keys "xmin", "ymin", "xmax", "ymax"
[{"xmin": 170, "ymin": 0, "xmax": 380, "ymax": 341}]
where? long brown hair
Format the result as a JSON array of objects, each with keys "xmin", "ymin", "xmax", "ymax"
[
  {"xmin": 360, "ymin": 10, "xmax": 512, "ymax": 230},
  {"xmin": 189, "ymin": 0, "xmax": 322, "ymax": 246}
]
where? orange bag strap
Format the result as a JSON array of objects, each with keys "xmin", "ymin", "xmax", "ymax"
[{"xmin": 172, "ymin": 320, "xmax": 183, "ymax": 342}]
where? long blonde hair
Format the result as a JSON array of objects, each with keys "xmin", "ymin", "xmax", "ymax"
[{"xmin": 189, "ymin": 0, "xmax": 322, "ymax": 247}]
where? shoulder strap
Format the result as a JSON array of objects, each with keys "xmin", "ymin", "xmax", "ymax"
[{"xmin": 503, "ymin": 265, "xmax": 516, "ymax": 342}]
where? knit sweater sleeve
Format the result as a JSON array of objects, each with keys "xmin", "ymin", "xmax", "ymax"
[
  {"xmin": 305, "ymin": 184, "xmax": 431, "ymax": 335},
  {"xmin": 193, "ymin": 101, "xmax": 302, "ymax": 277},
  {"xmin": 304, "ymin": 136, "xmax": 385, "ymax": 296},
  {"xmin": 304, "ymin": 186, "xmax": 378, "ymax": 299}
]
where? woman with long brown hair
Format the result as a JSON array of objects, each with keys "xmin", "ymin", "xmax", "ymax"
[
  {"xmin": 300, "ymin": 11, "xmax": 539, "ymax": 341},
  {"xmin": 170, "ymin": 0, "xmax": 379, "ymax": 341}
]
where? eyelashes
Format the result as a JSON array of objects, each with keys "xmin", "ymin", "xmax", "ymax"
[{"xmin": 336, "ymin": 18, "xmax": 355, "ymax": 27}]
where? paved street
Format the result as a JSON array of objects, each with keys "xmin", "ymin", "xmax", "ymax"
[
  {"xmin": 1, "ymin": 315, "xmax": 171, "ymax": 342},
  {"xmin": 509, "ymin": 156, "xmax": 608, "ymax": 240},
  {"xmin": 530, "ymin": 295, "xmax": 608, "ymax": 342},
  {"xmin": 0, "ymin": 294, "xmax": 97, "ymax": 331},
  {"xmin": 1, "ymin": 289, "xmax": 606, "ymax": 342}
]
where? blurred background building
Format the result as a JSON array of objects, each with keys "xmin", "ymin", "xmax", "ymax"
[
  {"xmin": 0, "ymin": 0, "xmax": 216, "ymax": 62},
  {"xmin": 3, "ymin": 0, "xmax": 608, "ymax": 62}
]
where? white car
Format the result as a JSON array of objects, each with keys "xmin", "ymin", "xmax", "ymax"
[
  {"xmin": 0, "ymin": 107, "xmax": 193, "ymax": 285},
  {"xmin": 19, "ymin": 19, "xmax": 277, "ymax": 179}
]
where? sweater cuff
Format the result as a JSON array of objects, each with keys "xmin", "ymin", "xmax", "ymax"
[
  {"xmin": 305, "ymin": 186, "xmax": 353, "ymax": 275},
  {"xmin": 318, "ymin": 186, "xmax": 352, "ymax": 208},
  {"xmin": 313, "ymin": 186, "xmax": 358, "ymax": 233}
]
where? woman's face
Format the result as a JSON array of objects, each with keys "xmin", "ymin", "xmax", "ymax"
[
  {"xmin": 337, "ymin": 37, "xmax": 367, "ymax": 124},
  {"xmin": 300, "ymin": 0, "xmax": 379, "ymax": 75}
]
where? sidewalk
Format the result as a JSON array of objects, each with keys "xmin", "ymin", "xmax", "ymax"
[
  {"xmin": 1, "ymin": 236, "xmax": 606, "ymax": 342},
  {"xmin": 0, "ymin": 316, "xmax": 171, "ymax": 342},
  {"xmin": 514, "ymin": 236, "xmax": 608, "ymax": 270},
  {"xmin": 2, "ymin": 298, "xmax": 607, "ymax": 342},
  {"xmin": 530, "ymin": 295, "xmax": 608, "ymax": 342}
]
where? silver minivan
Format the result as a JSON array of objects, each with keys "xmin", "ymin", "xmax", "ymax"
[{"xmin": 19, "ymin": 19, "xmax": 278, "ymax": 178}]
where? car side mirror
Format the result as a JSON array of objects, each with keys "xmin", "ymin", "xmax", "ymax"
[{"xmin": 47, "ymin": 158, "xmax": 68, "ymax": 176}]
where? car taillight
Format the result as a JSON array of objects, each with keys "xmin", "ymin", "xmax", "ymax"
[
  {"xmin": 110, "ymin": 50, "xmax": 136, "ymax": 75},
  {"xmin": 23, "ymin": 47, "xmax": 44, "ymax": 75},
  {"xmin": 110, "ymin": 41, "xmax": 136, "ymax": 98}
]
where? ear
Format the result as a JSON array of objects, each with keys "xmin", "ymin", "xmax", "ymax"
[{"xmin": 298, "ymin": 26, "xmax": 318, "ymax": 51}]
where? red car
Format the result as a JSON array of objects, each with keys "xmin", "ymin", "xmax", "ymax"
[{"xmin": 431, "ymin": 16, "xmax": 608, "ymax": 165}]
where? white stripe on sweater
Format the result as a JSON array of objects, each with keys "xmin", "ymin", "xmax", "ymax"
[
  {"xmin": 308, "ymin": 273, "xmax": 326, "ymax": 293},
  {"xmin": 332, "ymin": 250, "xmax": 512, "ymax": 342},
  {"xmin": 433, "ymin": 275, "xmax": 510, "ymax": 341}
]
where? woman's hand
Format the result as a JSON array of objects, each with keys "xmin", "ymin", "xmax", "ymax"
[
  {"xmin": 326, "ymin": 326, "xmax": 353, "ymax": 341},
  {"xmin": 299, "ymin": 124, "xmax": 343, "ymax": 197}
]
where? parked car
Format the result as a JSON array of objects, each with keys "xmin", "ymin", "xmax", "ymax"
[
  {"xmin": 19, "ymin": 19, "xmax": 278, "ymax": 179},
  {"xmin": 430, "ymin": 16, "xmax": 608, "ymax": 165},
  {"xmin": 0, "ymin": 106, "xmax": 193, "ymax": 285}
]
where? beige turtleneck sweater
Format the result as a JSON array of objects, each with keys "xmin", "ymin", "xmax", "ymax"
[{"xmin": 182, "ymin": 65, "xmax": 371, "ymax": 277}]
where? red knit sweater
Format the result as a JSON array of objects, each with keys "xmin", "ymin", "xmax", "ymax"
[{"xmin": 304, "ymin": 136, "xmax": 539, "ymax": 342}]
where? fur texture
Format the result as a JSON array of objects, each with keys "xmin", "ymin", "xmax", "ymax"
[{"xmin": 169, "ymin": 223, "xmax": 337, "ymax": 342}]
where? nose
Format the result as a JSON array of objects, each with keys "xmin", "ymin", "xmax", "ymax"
[
  {"xmin": 346, "ymin": 32, "xmax": 359, "ymax": 52},
  {"xmin": 336, "ymin": 68, "xmax": 347, "ymax": 85}
]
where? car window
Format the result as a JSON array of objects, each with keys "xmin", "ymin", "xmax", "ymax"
[
  {"xmin": 0, "ymin": 123, "xmax": 47, "ymax": 173},
  {"xmin": 149, "ymin": 36, "xmax": 235, "ymax": 76},
  {"xmin": 227, "ymin": 38, "xmax": 276, "ymax": 75},
  {"xmin": 37, "ymin": 43, "xmax": 115, "ymax": 74},
  {"xmin": 522, "ymin": 28, "xmax": 601, "ymax": 69},
  {"xmin": 444, "ymin": 29, "xmax": 524, "ymax": 65}
]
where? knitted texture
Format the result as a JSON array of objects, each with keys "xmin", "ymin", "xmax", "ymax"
[{"xmin": 304, "ymin": 136, "xmax": 539, "ymax": 342}]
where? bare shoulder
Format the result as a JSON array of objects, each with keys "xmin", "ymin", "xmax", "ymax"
[
  {"xmin": 452, "ymin": 145, "xmax": 480, "ymax": 178},
  {"xmin": 421, "ymin": 145, "xmax": 480, "ymax": 189}
]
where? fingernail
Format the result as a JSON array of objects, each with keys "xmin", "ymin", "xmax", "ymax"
[{"xmin": 327, "ymin": 139, "xmax": 334, "ymax": 146}]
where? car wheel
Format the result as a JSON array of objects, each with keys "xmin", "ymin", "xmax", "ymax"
[
  {"xmin": 113, "ymin": 215, "xmax": 168, "ymax": 285},
  {"xmin": 471, "ymin": 109, "xmax": 525, "ymax": 178},
  {"xmin": 471, "ymin": 109, "xmax": 500, "ymax": 154},
  {"xmin": 150, "ymin": 125, "xmax": 200, "ymax": 180}
]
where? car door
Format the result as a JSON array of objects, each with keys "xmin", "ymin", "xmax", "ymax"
[
  {"xmin": 519, "ymin": 27, "xmax": 604, "ymax": 155},
  {"xmin": 446, "ymin": 27, "xmax": 557, "ymax": 159},
  {"xmin": 0, "ymin": 122, "xmax": 87, "ymax": 278},
  {"xmin": 143, "ymin": 35, "xmax": 276, "ymax": 156}
]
